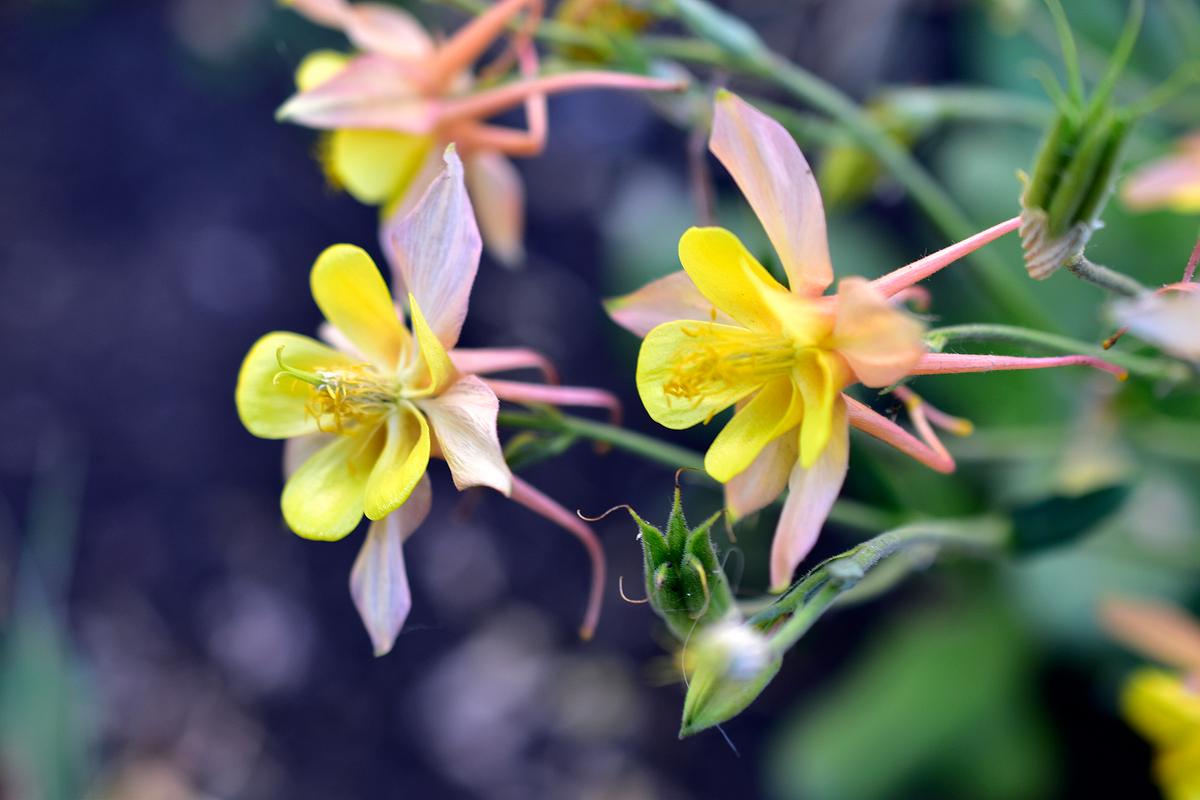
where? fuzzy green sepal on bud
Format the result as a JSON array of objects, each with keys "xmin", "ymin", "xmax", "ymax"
[
  {"xmin": 629, "ymin": 487, "xmax": 735, "ymax": 641},
  {"xmin": 1019, "ymin": 0, "xmax": 1142, "ymax": 279},
  {"xmin": 679, "ymin": 622, "xmax": 781, "ymax": 738}
]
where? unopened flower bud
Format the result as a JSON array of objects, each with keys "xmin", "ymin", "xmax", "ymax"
[
  {"xmin": 629, "ymin": 488, "xmax": 735, "ymax": 641},
  {"xmin": 679, "ymin": 622, "xmax": 781, "ymax": 737}
]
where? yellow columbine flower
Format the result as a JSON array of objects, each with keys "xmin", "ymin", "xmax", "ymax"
[
  {"xmin": 237, "ymin": 148, "xmax": 619, "ymax": 652},
  {"xmin": 609, "ymin": 91, "xmax": 1121, "ymax": 590},
  {"xmin": 279, "ymin": 0, "xmax": 682, "ymax": 263}
]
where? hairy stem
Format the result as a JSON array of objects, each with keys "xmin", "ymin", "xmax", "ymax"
[
  {"xmin": 1064, "ymin": 255, "xmax": 1149, "ymax": 297},
  {"xmin": 751, "ymin": 517, "xmax": 1011, "ymax": 653}
]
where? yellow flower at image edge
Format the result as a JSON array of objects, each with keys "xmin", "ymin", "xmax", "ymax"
[
  {"xmin": 236, "ymin": 244, "xmax": 455, "ymax": 540},
  {"xmin": 1123, "ymin": 669, "xmax": 1200, "ymax": 800}
]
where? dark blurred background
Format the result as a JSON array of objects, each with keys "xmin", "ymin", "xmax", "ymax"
[{"xmin": 2, "ymin": 0, "xmax": 1198, "ymax": 797}]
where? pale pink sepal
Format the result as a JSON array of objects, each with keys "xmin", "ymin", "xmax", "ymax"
[
  {"xmin": 484, "ymin": 379, "xmax": 622, "ymax": 424},
  {"xmin": 1114, "ymin": 289, "xmax": 1200, "ymax": 360},
  {"xmin": 725, "ymin": 427, "xmax": 796, "ymax": 520},
  {"xmin": 285, "ymin": 0, "xmax": 434, "ymax": 60},
  {"xmin": 912, "ymin": 352, "xmax": 1126, "ymax": 379},
  {"xmin": 769, "ymin": 398, "xmax": 848, "ymax": 591},
  {"xmin": 450, "ymin": 347, "xmax": 559, "ymax": 384},
  {"xmin": 709, "ymin": 90, "xmax": 833, "ymax": 297},
  {"xmin": 843, "ymin": 395, "xmax": 955, "ymax": 474},
  {"xmin": 464, "ymin": 151, "xmax": 526, "ymax": 267},
  {"xmin": 869, "ymin": 216, "xmax": 1021, "ymax": 298},
  {"xmin": 604, "ymin": 271, "xmax": 733, "ymax": 338},
  {"xmin": 349, "ymin": 475, "xmax": 432, "ymax": 656},
  {"xmin": 276, "ymin": 54, "xmax": 431, "ymax": 132},
  {"xmin": 416, "ymin": 375, "xmax": 512, "ymax": 495},
  {"xmin": 508, "ymin": 475, "xmax": 605, "ymax": 640},
  {"xmin": 384, "ymin": 146, "xmax": 482, "ymax": 349}
]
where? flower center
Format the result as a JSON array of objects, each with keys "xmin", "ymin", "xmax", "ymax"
[
  {"xmin": 663, "ymin": 324, "xmax": 799, "ymax": 404},
  {"xmin": 275, "ymin": 348, "xmax": 398, "ymax": 435}
]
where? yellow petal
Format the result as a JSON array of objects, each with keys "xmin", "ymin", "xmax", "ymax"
[
  {"xmin": 831, "ymin": 277, "xmax": 926, "ymax": 388},
  {"xmin": 236, "ymin": 331, "xmax": 358, "ymax": 439},
  {"xmin": 326, "ymin": 129, "xmax": 435, "ymax": 207},
  {"xmin": 795, "ymin": 351, "xmax": 846, "ymax": 468},
  {"xmin": 310, "ymin": 244, "xmax": 408, "ymax": 370},
  {"xmin": 1123, "ymin": 669, "xmax": 1200, "ymax": 749},
  {"xmin": 363, "ymin": 405, "xmax": 431, "ymax": 519},
  {"xmin": 636, "ymin": 320, "xmax": 765, "ymax": 430},
  {"xmin": 295, "ymin": 49, "xmax": 351, "ymax": 92},
  {"xmin": 405, "ymin": 293, "xmax": 457, "ymax": 397},
  {"xmin": 704, "ymin": 377, "xmax": 802, "ymax": 483},
  {"xmin": 677, "ymin": 227, "xmax": 791, "ymax": 333},
  {"xmin": 1156, "ymin": 736, "xmax": 1200, "ymax": 800},
  {"xmin": 281, "ymin": 424, "xmax": 385, "ymax": 540}
]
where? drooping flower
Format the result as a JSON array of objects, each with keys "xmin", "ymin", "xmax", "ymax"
[
  {"xmin": 1102, "ymin": 597, "xmax": 1200, "ymax": 800},
  {"xmin": 1109, "ymin": 238, "xmax": 1199, "ymax": 360},
  {"xmin": 279, "ymin": 0, "xmax": 683, "ymax": 264},
  {"xmin": 607, "ymin": 91, "xmax": 1123, "ymax": 590},
  {"xmin": 237, "ymin": 147, "xmax": 616, "ymax": 653},
  {"xmin": 1123, "ymin": 133, "xmax": 1200, "ymax": 214}
]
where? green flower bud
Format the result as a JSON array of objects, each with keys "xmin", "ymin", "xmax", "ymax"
[
  {"xmin": 1019, "ymin": 0, "xmax": 1143, "ymax": 279},
  {"xmin": 629, "ymin": 488, "xmax": 735, "ymax": 641},
  {"xmin": 679, "ymin": 623, "xmax": 781, "ymax": 737}
]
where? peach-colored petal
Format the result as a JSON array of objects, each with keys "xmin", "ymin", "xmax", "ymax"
[
  {"xmin": 277, "ymin": 54, "xmax": 432, "ymax": 132},
  {"xmin": 604, "ymin": 271, "xmax": 733, "ymax": 338},
  {"xmin": 724, "ymin": 425, "xmax": 797, "ymax": 521},
  {"xmin": 464, "ymin": 151, "xmax": 525, "ymax": 266},
  {"xmin": 349, "ymin": 475, "xmax": 431, "ymax": 657},
  {"xmin": 769, "ymin": 397, "xmax": 848, "ymax": 591},
  {"xmin": 416, "ymin": 375, "xmax": 512, "ymax": 495},
  {"xmin": 285, "ymin": 0, "xmax": 435, "ymax": 59},
  {"xmin": 831, "ymin": 277, "xmax": 926, "ymax": 388},
  {"xmin": 384, "ymin": 147, "xmax": 481, "ymax": 349},
  {"xmin": 709, "ymin": 90, "xmax": 832, "ymax": 297}
]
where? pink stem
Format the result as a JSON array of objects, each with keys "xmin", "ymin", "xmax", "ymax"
[
  {"xmin": 911, "ymin": 352, "xmax": 1127, "ymax": 379},
  {"xmin": 892, "ymin": 386, "xmax": 974, "ymax": 436},
  {"xmin": 436, "ymin": 72, "xmax": 686, "ymax": 128},
  {"xmin": 450, "ymin": 347, "xmax": 559, "ymax": 384},
  {"xmin": 844, "ymin": 395, "xmax": 955, "ymax": 473},
  {"xmin": 425, "ymin": 0, "xmax": 543, "ymax": 92},
  {"xmin": 508, "ymin": 475, "xmax": 605, "ymax": 640},
  {"xmin": 485, "ymin": 379, "xmax": 622, "ymax": 424},
  {"xmin": 1184, "ymin": 236, "xmax": 1200, "ymax": 283},
  {"xmin": 870, "ymin": 216, "xmax": 1020, "ymax": 298}
]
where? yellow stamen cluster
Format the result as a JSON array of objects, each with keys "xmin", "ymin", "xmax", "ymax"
[
  {"xmin": 663, "ymin": 325, "xmax": 797, "ymax": 407},
  {"xmin": 307, "ymin": 366, "xmax": 397, "ymax": 434}
]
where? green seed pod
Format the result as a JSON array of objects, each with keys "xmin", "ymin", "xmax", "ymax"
[{"xmin": 630, "ymin": 488, "xmax": 736, "ymax": 641}]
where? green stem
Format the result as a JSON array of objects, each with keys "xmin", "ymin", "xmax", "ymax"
[
  {"xmin": 751, "ymin": 517, "xmax": 1010, "ymax": 654},
  {"xmin": 876, "ymin": 87, "xmax": 1053, "ymax": 128},
  {"xmin": 496, "ymin": 409, "xmax": 896, "ymax": 531},
  {"xmin": 1064, "ymin": 255, "xmax": 1149, "ymax": 297},
  {"xmin": 497, "ymin": 409, "xmax": 703, "ymax": 470},
  {"xmin": 925, "ymin": 323, "xmax": 1192, "ymax": 384}
]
